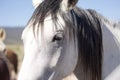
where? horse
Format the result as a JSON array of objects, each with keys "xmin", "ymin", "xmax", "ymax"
[
  {"xmin": 18, "ymin": 0, "xmax": 120, "ymax": 80},
  {"xmin": 3, "ymin": 48, "xmax": 18, "ymax": 80},
  {"xmin": 0, "ymin": 27, "xmax": 18, "ymax": 80},
  {"xmin": 0, "ymin": 52, "xmax": 10, "ymax": 80},
  {"xmin": 4, "ymin": 48, "xmax": 18, "ymax": 74}
]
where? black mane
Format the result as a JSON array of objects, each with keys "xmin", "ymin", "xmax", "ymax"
[
  {"xmin": 73, "ymin": 7, "xmax": 103, "ymax": 80},
  {"xmin": 28, "ymin": 1, "xmax": 103, "ymax": 80}
]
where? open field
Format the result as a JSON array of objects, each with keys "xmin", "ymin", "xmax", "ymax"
[{"xmin": 4, "ymin": 27, "xmax": 24, "ymax": 45}]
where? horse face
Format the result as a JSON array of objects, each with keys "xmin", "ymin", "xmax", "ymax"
[
  {"xmin": 18, "ymin": 14, "xmax": 78, "ymax": 80},
  {"xmin": 18, "ymin": 0, "xmax": 78, "ymax": 79}
]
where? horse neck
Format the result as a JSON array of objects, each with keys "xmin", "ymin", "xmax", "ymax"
[{"xmin": 102, "ymin": 20, "xmax": 120, "ymax": 49}]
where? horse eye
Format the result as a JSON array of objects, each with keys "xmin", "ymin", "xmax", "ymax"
[{"xmin": 52, "ymin": 33, "xmax": 63, "ymax": 42}]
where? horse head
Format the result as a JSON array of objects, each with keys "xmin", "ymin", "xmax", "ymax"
[{"xmin": 18, "ymin": 0, "xmax": 79, "ymax": 80}]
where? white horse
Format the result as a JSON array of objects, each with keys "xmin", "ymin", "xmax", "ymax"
[{"xmin": 18, "ymin": 0, "xmax": 120, "ymax": 80}]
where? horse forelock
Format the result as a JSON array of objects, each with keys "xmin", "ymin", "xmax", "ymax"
[
  {"xmin": 29, "ymin": 0, "xmax": 61, "ymax": 27},
  {"xmin": 27, "ymin": 0, "xmax": 76, "ymax": 40}
]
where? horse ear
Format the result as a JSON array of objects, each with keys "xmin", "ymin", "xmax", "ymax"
[
  {"xmin": 61, "ymin": 0, "xmax": 78, "ymax": 12},
  {"xmin": 32, "ymin": 0, "xmax": 44, "ymax": 8},
  {"xmin": 0, "ymin": 28, "xmax": 6, "ymax": 41}
]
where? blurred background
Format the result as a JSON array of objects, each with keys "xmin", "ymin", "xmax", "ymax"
[{"xmin": 0, "ymin": 0, "xmax": 120, "ymax": 80}]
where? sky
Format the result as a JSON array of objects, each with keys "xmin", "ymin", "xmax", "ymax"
[{"xmin": 0, "ymin": 0, "xmax": 120, "ymax": 27}]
